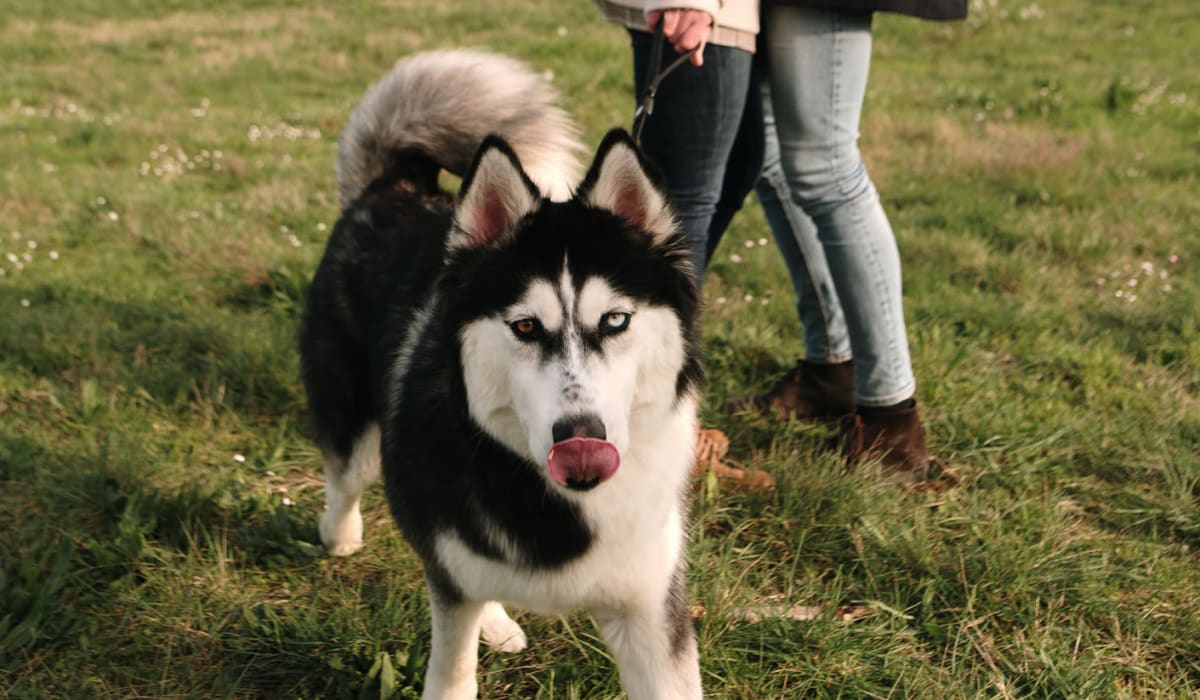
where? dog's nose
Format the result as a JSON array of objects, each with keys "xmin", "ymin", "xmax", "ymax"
[{"xmin": 552, "ymin": 414, "xmax": 607, "ymax": 443}]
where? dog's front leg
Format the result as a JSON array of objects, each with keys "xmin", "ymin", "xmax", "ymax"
[
  {"xmin": 422, "ymin": 588, "xmax": 485, "ymax": 700},
  {"xmin": 593, "ymin": 579, "xmax": 702, "ymax": 700}
]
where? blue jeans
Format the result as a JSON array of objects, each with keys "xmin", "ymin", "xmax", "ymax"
[
  {"xmin": 756, "ymin": 6, "xmax": 916, "ymax": 407},
  {"xmin": 630, "ymin": 30, "xmax": 763, "ymax": 280}
]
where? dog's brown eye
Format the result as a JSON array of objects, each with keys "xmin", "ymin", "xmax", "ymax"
[
  {"xmin": 601, "ymin": 311, "xmax": 631, "ymax": 335},
  {"xmin": 510, "ymin": 317, "xmax": 541, "ymax": 340}
]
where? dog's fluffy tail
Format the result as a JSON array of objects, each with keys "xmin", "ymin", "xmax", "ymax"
[{"xmin": 336, "ymin": 49, "xmax": 584, "ymax": 206}]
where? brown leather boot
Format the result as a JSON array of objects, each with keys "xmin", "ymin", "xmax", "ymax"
[
  {"xmin": 839, "ymin": 400, "xmax": 932, "ymax": 484},
  {"xmin": 692, "ymin": 428, "xmax": 775, "ymax": 493},
  {"xmin": 723, "ymin": 360, "xmax": 854, "ymax": 421}
]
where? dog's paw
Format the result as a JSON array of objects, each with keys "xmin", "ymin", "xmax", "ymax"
[
  {"xmin": 319, "ymin": 507, "xmax": 364, "ymax": 557},
  {"xmin": 324, "ymin": 540, "xmax": 365, "ymax": 557},
  {"xmin": 480, "ymin": 602, "xmax": 528, "ymax": 653}
]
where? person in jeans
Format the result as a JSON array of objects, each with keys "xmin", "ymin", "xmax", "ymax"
[
  {"xmin": 726, "ymin": 1, "xmax": 966, "ymax": 481},
  {"xmin": 595, "ymin": 0, "xmax": 762, "ymax": 281},
  {"xmin": 597, "ymin": 1, "xmax": 967, "ymax": 481}
]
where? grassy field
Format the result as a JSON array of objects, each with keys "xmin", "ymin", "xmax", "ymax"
[{"xmin": 2, "ymin": 0, "xmax": 1198, "ymax": 697}]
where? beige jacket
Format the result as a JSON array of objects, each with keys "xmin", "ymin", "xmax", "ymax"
[{"xmin": 595, "ymin": 0, "xmax": 759, "ymax": 53}]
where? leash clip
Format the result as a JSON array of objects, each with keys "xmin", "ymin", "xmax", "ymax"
[{"xmin": 632, "ymin": 27, "xmax": 699, "ymax": 145}]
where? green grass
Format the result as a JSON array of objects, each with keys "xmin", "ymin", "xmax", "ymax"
[{"xmin": 2, "ymin": 0, "xmax": 1198, "ymax": 697}]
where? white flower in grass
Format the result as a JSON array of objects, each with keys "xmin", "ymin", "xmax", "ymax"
[
  {"xmin": 743, "ymin": 240, "xmax": 754, "ymax": 248},
  {"xmin": 729, "ymin": 253, "xmax": 743, "ymax": 263},
  {"xmin": 20, "ymin": 299, "xmax": 31, "ymax": 307},
  {"xmin": 49, "ymin": 251, "xmax": 59, "ymax": 260},
  {"xmin": 282, "ymin": 497, "xmax": 294, "ymax": 507},
  {"xmin": 758, "ymin": 238, "xmax": 769, "ymax": 246},
  {"xmin": 743, "ymin": 294, "xmax": 754, "ymax": 303},
  {"xmin": 106, "ymin": 211, "xmax": 119, "ymax": 221},
  {"xmin": 233, "ymin": 454, "xmax": 246, "ymax": 463},
  {"xmin": 716, "ymin": 297, "xmax": 727, "ymax": 305},
  {"xmin": 1019, "ymin": 4, "xmax": 1045, "ymax": 20}
]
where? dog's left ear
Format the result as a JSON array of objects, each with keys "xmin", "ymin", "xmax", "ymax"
[
  {"xmin": 451, "ymin": 136, "xmax": 541, "ymax": 251},
  {"xmin": 578, "ymin": 129, "xmax": 675, "ymax": 245}
]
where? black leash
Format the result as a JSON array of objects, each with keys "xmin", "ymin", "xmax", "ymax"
[{"xmin": 632, "ymin": 26, "xmax": 701, "ymax": 145}]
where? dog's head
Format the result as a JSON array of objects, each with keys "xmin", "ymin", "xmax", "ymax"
[{"xmin": 445, "ymin": 129, "xmax": 701, "ymax": 494}]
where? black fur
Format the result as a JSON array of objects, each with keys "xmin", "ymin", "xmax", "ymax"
[
  {"xmin": 300, "ymin": 129, "xmax": 702, "ymax": 577},
  {"xmin": 666, "ymin": 565, "xmax": 696, "ymax": 659}
]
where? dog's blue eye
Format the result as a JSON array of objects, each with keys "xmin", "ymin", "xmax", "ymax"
[
  {"xmin": 510, "ymin": 317, "xmax": 541, "ymax": 341},
  {"xmin": 601, "ymin": 311, "xmax": 631, "ymax": 335}
]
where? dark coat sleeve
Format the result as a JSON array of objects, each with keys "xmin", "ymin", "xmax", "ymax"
[{"xmin": 768, "ymin": 0, "xmax": 968, "ymax": 21}]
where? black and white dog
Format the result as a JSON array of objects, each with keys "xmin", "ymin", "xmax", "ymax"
[{"xmin": 300, "ymin": 50, "xmax": 703, "ymax": 699}]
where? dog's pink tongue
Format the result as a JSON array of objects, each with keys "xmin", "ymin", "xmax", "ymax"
[{"xmin": 546, "ymin": 438, "xmax": 620, "ymax": 489}]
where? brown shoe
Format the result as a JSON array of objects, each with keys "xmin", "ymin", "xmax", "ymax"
[
  {"xmin": 724, "ymin": 360, "xmax": 854, "ymax": 421},
  {"xmin": 693, "ymin": 428, "xmax": 774, "ymax": 492},
  {"xmin": 839, "ymin": 400, "xmax": 933, "ymax": 484}
]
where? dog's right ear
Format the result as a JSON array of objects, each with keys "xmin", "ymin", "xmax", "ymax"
[
  {"xmin": 577, "ymin": 129, "xmax": 676, "ymax": 245},
  {"xmin": 450, "ymin": 136, "xmax": 541, "ymax": 251}
]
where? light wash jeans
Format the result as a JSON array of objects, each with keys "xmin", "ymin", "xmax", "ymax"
[
  {"xmin": 629, "ymin": 30, "xmax": 763, "ymax": 280},
  {"xmin": 756, "ymin": 5, "xmax": 916, "ymax": 407}
]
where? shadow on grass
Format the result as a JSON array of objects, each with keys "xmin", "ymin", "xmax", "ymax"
[
  {"xmin": 0, "ymin": 281, "xmax": 303, "ymax": 418},
  {"xmin": 0, "ymin": 427, "xmax": 437, "ymax": 697}
]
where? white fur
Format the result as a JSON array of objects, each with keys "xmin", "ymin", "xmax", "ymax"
[
  {"xmin": 337, "ymin": 49, "xmax": 582, "ymax": 205},
  {"xmin": 319, "ymin": 423, "xmax": 381, "ymax": 556},
  {"xmin": 449, "ymin": 147, "xmax": 541, "ymax": 251},
  {"xmin": 458, "ymin": 273, "xmax": 687, "ymax": 474},
  {"xmin": 582, "ymin": 138, "xmax": 676, "ymax": 243},
  {"xmin": 387, "ymin": 292, "xmax": 438, "ymax": 421},
  {"xmin": 444, "ymin": 267, "xmax": 700, "ymax": 698},
  {"xmin": 478, "ymin": 601, "xmax": 527, "ymax": 653},
  {"xmin": 432, "ymin": 397, "xmax": 699, "ymax": 698}
]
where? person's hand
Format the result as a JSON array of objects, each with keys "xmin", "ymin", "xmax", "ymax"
[{"xmin": 646, "ymin": 9, "xmax": 712, "ymax": 67}]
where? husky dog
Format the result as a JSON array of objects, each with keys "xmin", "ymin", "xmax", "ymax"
[{"xmin": 300, "ymin": 50, "xmax": 703, "ymax": 699}]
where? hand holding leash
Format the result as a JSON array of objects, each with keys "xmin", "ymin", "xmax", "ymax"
[{"xmin": 647, "ymin": 9, "xmax": 713, "ymax": 66}]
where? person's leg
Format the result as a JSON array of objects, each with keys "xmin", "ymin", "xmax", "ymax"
[
  {"xmin": 762, "ymin": 6, "xmax": 931, "ymax": 476},
  {"xmin": 760, "ymin": 6, "xmax": 914, "ymax": 408},
  {"xmin": 723, "ymin": 96, "xmax": 856, "ymax": 420},
  {"xmin": 703, "ymin": 60, "xmax": 765, "ymax": 266},
  {"xmin": 630, "ymin": 30, "xmax": 755, "ymax": 280},
  {"xmin": 756, "ymin": 82, "xmax": 851, "ymax": 365}
]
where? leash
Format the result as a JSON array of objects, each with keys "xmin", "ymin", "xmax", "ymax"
[{"xmin": 632, "ymin": 26, "xmax": 701, "ymax": 145}]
